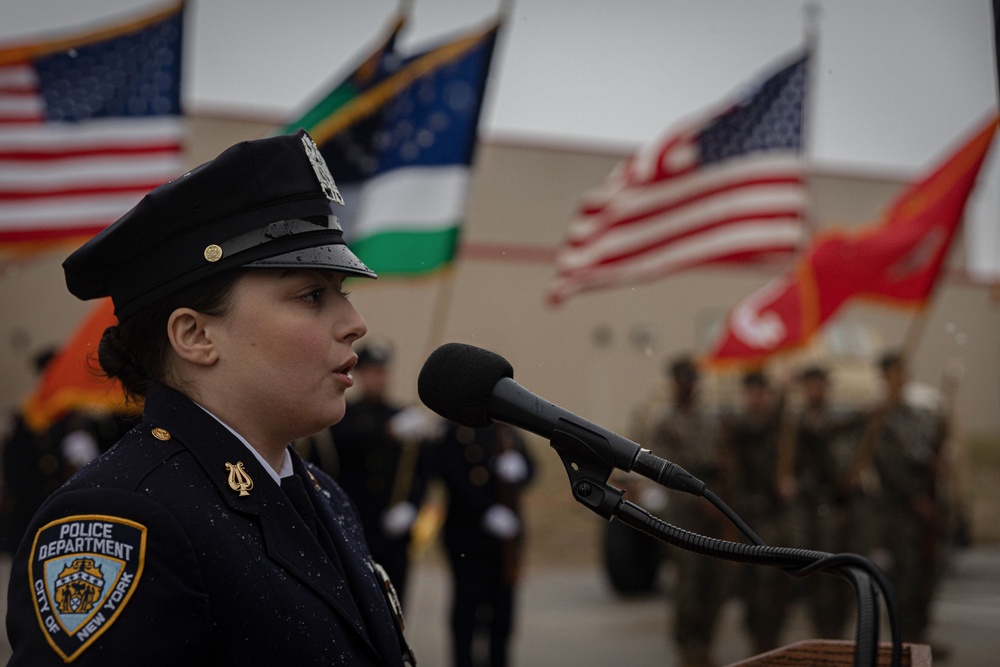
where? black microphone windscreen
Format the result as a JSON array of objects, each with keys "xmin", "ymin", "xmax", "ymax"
[{"xmin": 417, "ymin": 343, "xmax": 514, "ymax": 428}]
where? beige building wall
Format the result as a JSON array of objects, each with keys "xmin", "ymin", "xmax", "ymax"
[{"xmin": 2, "ymin": 114, "xmax": 998, "ymax": 452}]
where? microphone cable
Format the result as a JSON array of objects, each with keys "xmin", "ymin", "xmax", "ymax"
[{"xmin": 614, "ymin": 499, "xmax": 901, "ymax": 667}]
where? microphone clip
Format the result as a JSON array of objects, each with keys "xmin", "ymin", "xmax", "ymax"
[{"xmin": 550, "ymin": 422, "xmax": 625, "ymax": 521}]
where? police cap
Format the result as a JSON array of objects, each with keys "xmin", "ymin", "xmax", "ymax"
[
  {"xmin": 63, "ymin": 130, "xmax": 376, "ymax": 320},
  {"xmin": 356, "ymin": 340, "xmax": 394, "ymax": 368}
]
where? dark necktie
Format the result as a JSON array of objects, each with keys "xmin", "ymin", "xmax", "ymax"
[
  {"xmin": 280, "ymin": 473, "xmax": 346, "ymax": 576},
  {"xmin": 280, "ymin": 474, "xmax": 374, "ymax": 640}
]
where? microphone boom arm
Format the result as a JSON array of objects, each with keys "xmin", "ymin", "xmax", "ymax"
[
  {"xmin": 550, "ymin": 423, "xmax": 624, "ymax": 520},
  {"xmin": 546, "ymin": 424, "xmax": 899, "ymax": 667}
]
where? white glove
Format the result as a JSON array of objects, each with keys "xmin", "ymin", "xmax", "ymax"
[
  {"xmin": 61, "ymin": 430, "xmax": 100, "ymax": 468},
  {"xmin": 388, "ymin": 406, "xmax": 445, "ymax": 442},
  {"xmin": 381, "ymin": 502, "xmax": 418, "ymax": 538},
  {"xmin": 494, "ymin": 450, "xmax": 529, "ymax": 484},
  {"xmin": 481, "ymin": 504, "xmax": 520, "ymax": 540}
]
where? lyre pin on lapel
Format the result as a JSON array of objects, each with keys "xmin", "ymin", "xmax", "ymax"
[{"xmin": 225, "ymin": 461, "xmax": 254, "ymax": 497}]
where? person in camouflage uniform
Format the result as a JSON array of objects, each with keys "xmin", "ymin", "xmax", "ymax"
[
  {"xmin": 725, "ymin": 370, "xmax": 795, "ymax": 655},
  {"xmin": 860, "ymin": 351, "xmax": 948, "ymax": 645},
  {"xmin": 776, "ymin": 365, "xmax": 864, "ymax": 639},
  {"xmin": 648, "ymin": 355, "xmax": 730, "ymax": 667}
]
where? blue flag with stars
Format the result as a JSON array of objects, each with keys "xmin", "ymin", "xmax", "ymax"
[{"xmin": 283, "ymin": 19, "xmax": 500, "ymax": 275}]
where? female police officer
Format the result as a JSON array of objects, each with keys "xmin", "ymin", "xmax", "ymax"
[{"xmin": 6, "ymin": 131, "xmax": 414, "ymax": 666}]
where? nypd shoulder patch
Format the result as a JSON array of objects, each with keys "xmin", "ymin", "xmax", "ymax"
[{"xmin": 28, "ymin": 515, "xmax": 147, "ymax": 662}]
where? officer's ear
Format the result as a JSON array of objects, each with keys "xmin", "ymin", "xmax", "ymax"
[{"xmin": 167, "ymin": 307, "xmax": 219, "ymax": 367}]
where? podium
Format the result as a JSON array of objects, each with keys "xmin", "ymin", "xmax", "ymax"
[{"xmin": 724, "ymin": 640, "xmax": 932, "ymax": 667}]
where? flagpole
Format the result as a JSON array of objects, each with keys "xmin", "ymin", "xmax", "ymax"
[
  {"xmin": 901, "ymin": 304, "xmax": 932, "ymax": 361},
  {"xmin": 800, "ymin": 2, "xmax": 820, "ymax": 242},
  {"xmin": 423, "ymin": 268, "xmax": 457, "ymax": 357},
  {"xmin": 409, "ymin": 2, "xmax": 506, "ymax": 537},
  {"xmin": 499, "ymin": 0, "xmax": 517, "ymax": 21},
  {"xmin": 418, "ymin": 0, "xmax": 506, "ymax": 356}
]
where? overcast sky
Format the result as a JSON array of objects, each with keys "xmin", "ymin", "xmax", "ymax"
[{"xmin": 5, "ymin": 0, "xmax": 1000, "ymax": 273}]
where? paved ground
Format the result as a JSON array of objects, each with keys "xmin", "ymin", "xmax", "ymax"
[
  {"xmin": 402, "ymin": 545, "xmax": 1000, "ymax": 667},
  {"xmin": 1, "ymin": 545, "xmax": 997, "ymax": 665}
]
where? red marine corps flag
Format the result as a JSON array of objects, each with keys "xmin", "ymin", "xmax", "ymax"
[{"xmin": 707, "ymin": 113, "xmax": 999, "ymax": 365}]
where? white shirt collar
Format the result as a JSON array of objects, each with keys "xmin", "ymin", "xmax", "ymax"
[{"xmin": 194, "ymin": 403, "xmax": 293, "ymax": 484}]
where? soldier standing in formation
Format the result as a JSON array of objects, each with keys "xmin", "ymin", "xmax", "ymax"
[
  {"xmin": 853, "ymin": 351, "xmax": 949, "ymax": 646},
  {"xmin": 725, "ymin": 371, "xmax": 795, "ymax": 656},
  {"xmin": 648, "ymin": 355, "xmax": 731, "ymax": 667},
  {"xmin": 777, "ymin": 365, "xmax": 863, "ymax": 640}
]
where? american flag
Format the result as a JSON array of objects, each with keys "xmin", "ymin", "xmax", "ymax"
[
  {"xmin": 0, "ymin": 2, "xmax": 185, "ymax": 261},
  {"xmin": 547, "ymin": 52, "xmax": 809, "ymax": 306}
]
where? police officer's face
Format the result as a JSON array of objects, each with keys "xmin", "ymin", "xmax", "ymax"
[{"xmin": 208, "ymin": 269, "xmax": 367, "ymax": 444}]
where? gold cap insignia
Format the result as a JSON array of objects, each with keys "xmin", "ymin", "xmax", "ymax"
[
  {"xmin": 151, "ymin": 427, "xmax": 171, "ymax": 441},
  {"xmin": 225, "ymin": 461, "xmax": 253, "ymax": 497}
]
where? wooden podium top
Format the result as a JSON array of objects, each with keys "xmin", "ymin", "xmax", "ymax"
[{"xmin": 724, "ymin": 639, "xmax": 932, "ymax": 667}]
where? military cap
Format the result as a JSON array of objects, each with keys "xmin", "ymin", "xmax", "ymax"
[
  {"xmin": 63, "ymin": 129, "xmax": 376, "ymax": 320},
  {"xmin": 666, "ymin": 355, "xmax": 698, "ymax": 383},
  {"xmin": 878, "ymin": 349, "xmax": 904, "ymax": 373},
  {"xmin": 356, "ymin": 339, "xmax": 394, "ymax": 368},
  {"xmin": 742, "ymin": 370, "xmax": 768, "ymax": 388},
  {"xmin": 798, "ymin": 365, "xmax": 829, "ymax": 382}
]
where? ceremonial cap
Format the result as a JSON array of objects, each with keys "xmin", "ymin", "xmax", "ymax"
[
  {"xmin": 63, "ymin": 130, "xmax": 375, "ymax": 320},
  {"xmin": 356, "ymin": 339, "xmax": 394, "ymax": 368}
]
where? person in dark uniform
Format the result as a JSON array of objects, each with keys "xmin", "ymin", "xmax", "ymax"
[
  {"xmin": 317, "ymin": 338, "xmax": 439, "ymax": 607},
  {"xmin": 5, "ymin": 131, "xmax": 414, "ymax": 666},
  {"xmin": 0, "ymin": 349, "xmax": 65, "ymax": 556},
  {"xmin": 434, "ymin": 422, "xmax": 534, "ymax": 667}
]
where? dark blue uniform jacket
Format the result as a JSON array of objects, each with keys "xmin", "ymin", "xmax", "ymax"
[{"xmin": 6, "ymin": 382, "xmax": 406, "ymax": 666}]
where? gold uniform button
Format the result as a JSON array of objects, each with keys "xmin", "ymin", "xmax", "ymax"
[
  {"xmin": 151, "ymin": 427, "xmax": 171, "ymax": 441},
  {"xmin": 203, "ymin": 244, "xmax": 223, "ymax": 262},
  {"xmin": 463, "ymin": 444, "xmax": 484, "ymax": 463},
  {"xmin": 469, "ymin": 466, "xmax": 490, "ymax": 486}
]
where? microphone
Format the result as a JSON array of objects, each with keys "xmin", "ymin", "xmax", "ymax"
[{"xmin": 417, "ymin": 343, "xmax": 706, "ymax": 496}]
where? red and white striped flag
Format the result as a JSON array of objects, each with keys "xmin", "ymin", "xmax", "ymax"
[
  {"xmin": 0, "ymin": 2, "xmax": 185, "ymax": 265},
  {"xmin": 547, "ymin": 52, "xmax": 809, "ymax": 306}
]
